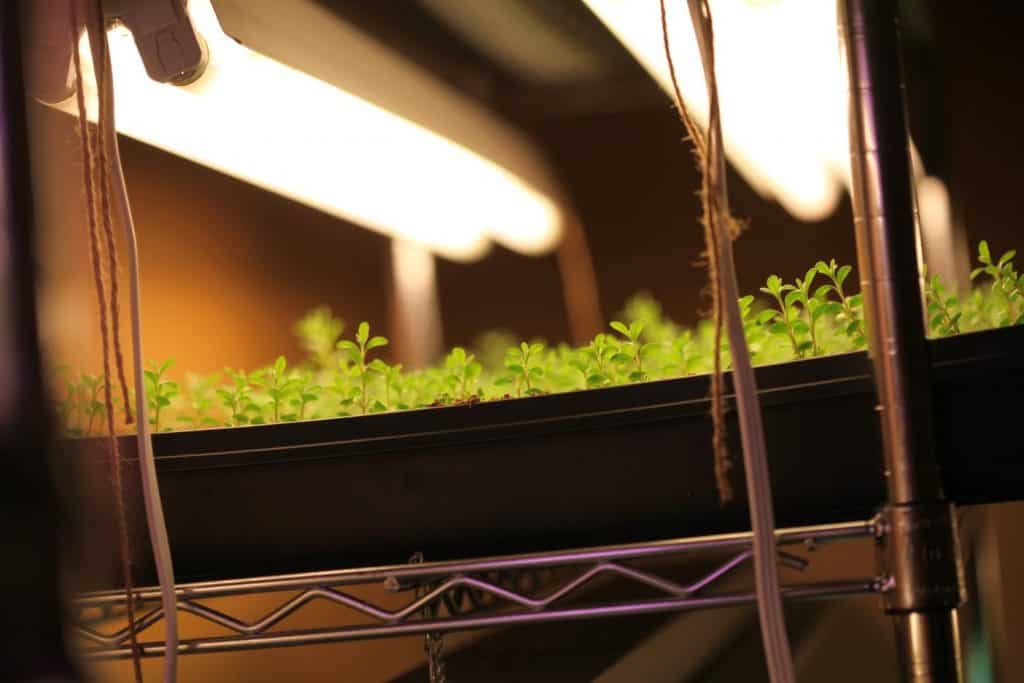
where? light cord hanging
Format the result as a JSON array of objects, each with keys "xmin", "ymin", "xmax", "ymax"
[
  {"xmin": 660, "ymin": 0, "xmax": 796, "ymax": 680},
  {"xmin": 68, "ymin": 1, "xmax": 143, "ymax": 680},
  {"xmin": 98, "ymin": 37, "xmax": 181, "ymax": 683},
  {"xmin": 80, "ymin": 1, "xmax": 182, "ymax": 678}
]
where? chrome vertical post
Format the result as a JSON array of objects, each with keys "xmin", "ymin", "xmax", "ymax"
[{"xmin": 838, "ymin": 1, "xmax": 964, "ymax": 681}]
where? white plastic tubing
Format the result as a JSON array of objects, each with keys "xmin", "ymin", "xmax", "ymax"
[
  {"xmin": 86, "ymin": 17, "xmax": 180, "ymax": 681},
  {"xmin": 683, "ymin": 1, "xmax": 796, "ymax": 681}
]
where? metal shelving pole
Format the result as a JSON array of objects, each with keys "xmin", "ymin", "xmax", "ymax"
[{"xmin": 839, "ymin": 1, "xmax": 965, "ymax": 681}]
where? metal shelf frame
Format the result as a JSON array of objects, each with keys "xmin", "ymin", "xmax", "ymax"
[{"xmin": 76, "ymin": 520, "xmax": 882, "ymax": 660}]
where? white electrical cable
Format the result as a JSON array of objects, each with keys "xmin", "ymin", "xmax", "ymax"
[
  {"xmin": 682, "ymin": 1, "xmax": 796, "ymax": 681},
  {"xmin": 90, "ymin": 21, "xmax": 180, "ymax": 681}
]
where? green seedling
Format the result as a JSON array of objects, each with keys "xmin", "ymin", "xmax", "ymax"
[
  {"xmin": 337, "ymin": 321, "xmax": 388, "ymax": 414},
  {"xmin": 972, "ymin": 240, "xmax": 1024, "ymax": 325},
  {"xmin": 543, "ymin": 344, "xmax": 586, "ymax": 392},
  {"xmin": 53, "ymin": 239, "xmax": 1021, "ymax": 436},
  {"xmin": 923, "ymin": 269, "xmax": 962, "ymax": 337},
  {"xmin": 737, "ymin": 295, "xmax": 766, "ymax": 361},
  {"xmin": 815, "ymin": 260, "xmax": 865, "ymax": 347},
  {"xmin": 791, "ymin": 267, "xmax": 841, "ymax": 357},
  {"xmin": 496, "ymin": 342, "xmax": 545, "ymax": 397},
  {"xmin": 566, "ymin": 349, "xmax": 591, "ymax": 389},
  {"xmin": 609, "ymin": 319, "xmax": 658, "ymax": 381},
  {"xmin": 178, "ymin": 372, "xmax": 222, "ymax": 429},
  {"xmin": 471, "ymin": 330, "xmax": 519, "ymax": 375},
  {"xmin": 444, "ymin": 347, "xmax": 482, "ymax": 401},
  {"xmin": 738, "ymin": 295, "xmax": 791, "ymax": 364},
  {"xmin": 619, "ymin": 293, "xmax": 679, "ymax": 343},
  {"xmin": 75, "ymin": 372, "xmax": 108, "ymax": 436},
  {"xmin": 294, "ymin": 306, "xmax": 344, "ymax": 371},
  {"xmin": 760, "ymin": 274, "xmax": 808, "ymax": 357},
  {"xmin": 662, "ymin": 329, "xmax": 704, "ymax": 377},
  {"xmin": 414, "ymin": 367, "xmax": 451, "ymax": 407},
  {"xmin": 328, "ymin": 364, "xmax": 360, "ymax": 417},
  {"xmin": 378, "ymin": 362, "xmax": 406, "ymax": 409},
  {"xmin": 577, "ymin": 333, "xmax": 620, "ymax": 387},
  {"xmin": 217, "ymin": 368, "xmax": 259, "ymax": 426},
  {"xmin": 251, "ymin": 356, "xmax": 305, "ymax": 423},
  {"xmin": 283, "ymin": 368, "xmax": 321, "ymax": 421},
  {"xmin": 144, "ymin": 360, "xmax": 179, "ymax": 433}
]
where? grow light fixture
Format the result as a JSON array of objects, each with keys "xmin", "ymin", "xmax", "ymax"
[
  {"xmin": 583, "ymin": 0, "xmax": 850, "ymax": 222},
  {"xmin": 584, "ymin": 1, "xmax": 957, "ymax": 267},
  {"xmin": 64, "ymin": 0, "xmax": 564, "ymax": 262}
]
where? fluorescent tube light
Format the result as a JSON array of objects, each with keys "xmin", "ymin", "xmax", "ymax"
[
  {"xmin": 64, "ymin": 0, "xmax": 564, "ymax": 261},
  {"xmin": 584, "ymin": 0, "xmax": 850, "ymax": 222}
]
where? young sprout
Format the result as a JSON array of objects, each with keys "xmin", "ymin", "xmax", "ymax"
[
  {"xmin": 471, "ymin": 330, "xmax": 519, "ymax": 375},
  {"xmin": 178, "ymin": 372, "xmax": 222, "ymax": 429},
  {"xmin": 544, "ymin": 344, "xmax": 586, "ymax": 392},
  {"xmin": 566, "ymin": 349, "xmax": 590, "ymax": 390},
  {"xmin": 971, "ymin": 240, "xmax": 1023, "ymax": 326},
  {"xmin": 379, "ymin": 362, "xmax": 406, "ymax": 409},
  {"xmin": 328, "ymin": 363, "xmax": 360, "ymax": 417},
  {"xmin": 759, "ymin": 275, "xmax": 806, "ymax": 358},
  {"xmin": 144, "ymin": 359, "xmax": 179, "ymax": 433},
  {"xmin": 923, "ymin": 269, "xmax": 962, "ymax": 337},
  {"xmin": 578, "ymin": 333, "xmax": 619, "ymax": 387},
  {"xmin": 284, "ymin": 368, "xmax": 323, "ymax": 421},
  {"xmin": 444, "ymin": 347, "xmax": 482, "ymax": 401},
  {"xmin": 251, "ymin": 356, "xmax": 304, "ymax": 423},
  {"xmin": 496, "ymin": 342, "xmax": 545, "ymax": 397},
  {"xmin": 663, "ymin": 329, "xmax": 704, "ymax": 377},
  {"xmin": 336, "ymin": 321, "xmax": 389, "ymax": 414},
  {"xmin": 365, "ymin": 359, "xmax": 392, "ymax": 413},
  {"xmin": 76, "ymin": 373, "xmax": 108, "ymax": 437},
  {"xmin": 738, "ymin": 295, "xmax": 767, "ymax": 362},
  {"xmin": 792, "ymin": 267, "xmax": 841, "ymax": 356},
  {"xmin": 218, "ymin": 368, "xmax": 258, "ymax": 426},
  {"xmin": 960, "ymin": 287, "xmax": 991, "ymax": 332},
  {"xmin": 294, "ymin": 306, "xmax": 344, "ymax": 371},
  {"xmin": 619, "ymin": 293, "xmax": 679, "ymax": 343},
  {"xmin": 609, "ymin": 320, "xmax": 657, "ymax": 382},
  {"xmin": 815, "ymin": 260, "xmax": 866, "ymax": 347},
  {"xmin": 413, "ymin": 367, "xmax": 450, "ymax": 406}
]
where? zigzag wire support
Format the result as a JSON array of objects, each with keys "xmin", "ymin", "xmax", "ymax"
[{"xmin": 75, "ymin": 519, "xmax": 886, "ymax": 659}]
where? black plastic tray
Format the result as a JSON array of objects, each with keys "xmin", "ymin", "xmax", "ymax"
[{"xmin": 67, "ymin": 325, "xmax": 1024, "ymax": 587}]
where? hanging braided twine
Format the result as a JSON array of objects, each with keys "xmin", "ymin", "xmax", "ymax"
[
  {"xmin": 659, "ymin": 0, "xmax": 732, "ymax": 503},
  {"xmin": 659, "ymin": 3, "xmax": 797, "ymax": 682},
  {"xmin": 69, "ymin": 0, "xmax": 144, "ymax": 679}
]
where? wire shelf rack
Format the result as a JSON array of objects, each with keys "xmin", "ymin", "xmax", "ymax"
[{"xmin": 75, "ymin": 519, "xmax": 883, "ymax": 659}]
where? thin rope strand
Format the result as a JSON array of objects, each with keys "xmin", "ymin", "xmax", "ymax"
[
  {"xmin": 659, "ymin": 0, "xmax": 731, "ymax": 503},
  {"xmin": 88, "ymin": 3, "xmax": 133, "ymax": 424},
  {"xmin": 680, "ymin": 1, "xmax": 795, "ymax": 680},
  {"xmin": 69, "ymin": 2, "xmax": 143, "ymax": 680}
]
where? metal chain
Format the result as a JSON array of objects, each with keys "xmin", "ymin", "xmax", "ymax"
[
  {"xmin": 410, "ymin": 553, "xmax": 446, "ymax": 683},
  {"xmin": 424, "ymin": 631, "xmax": 445, "ymax": 683}
]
